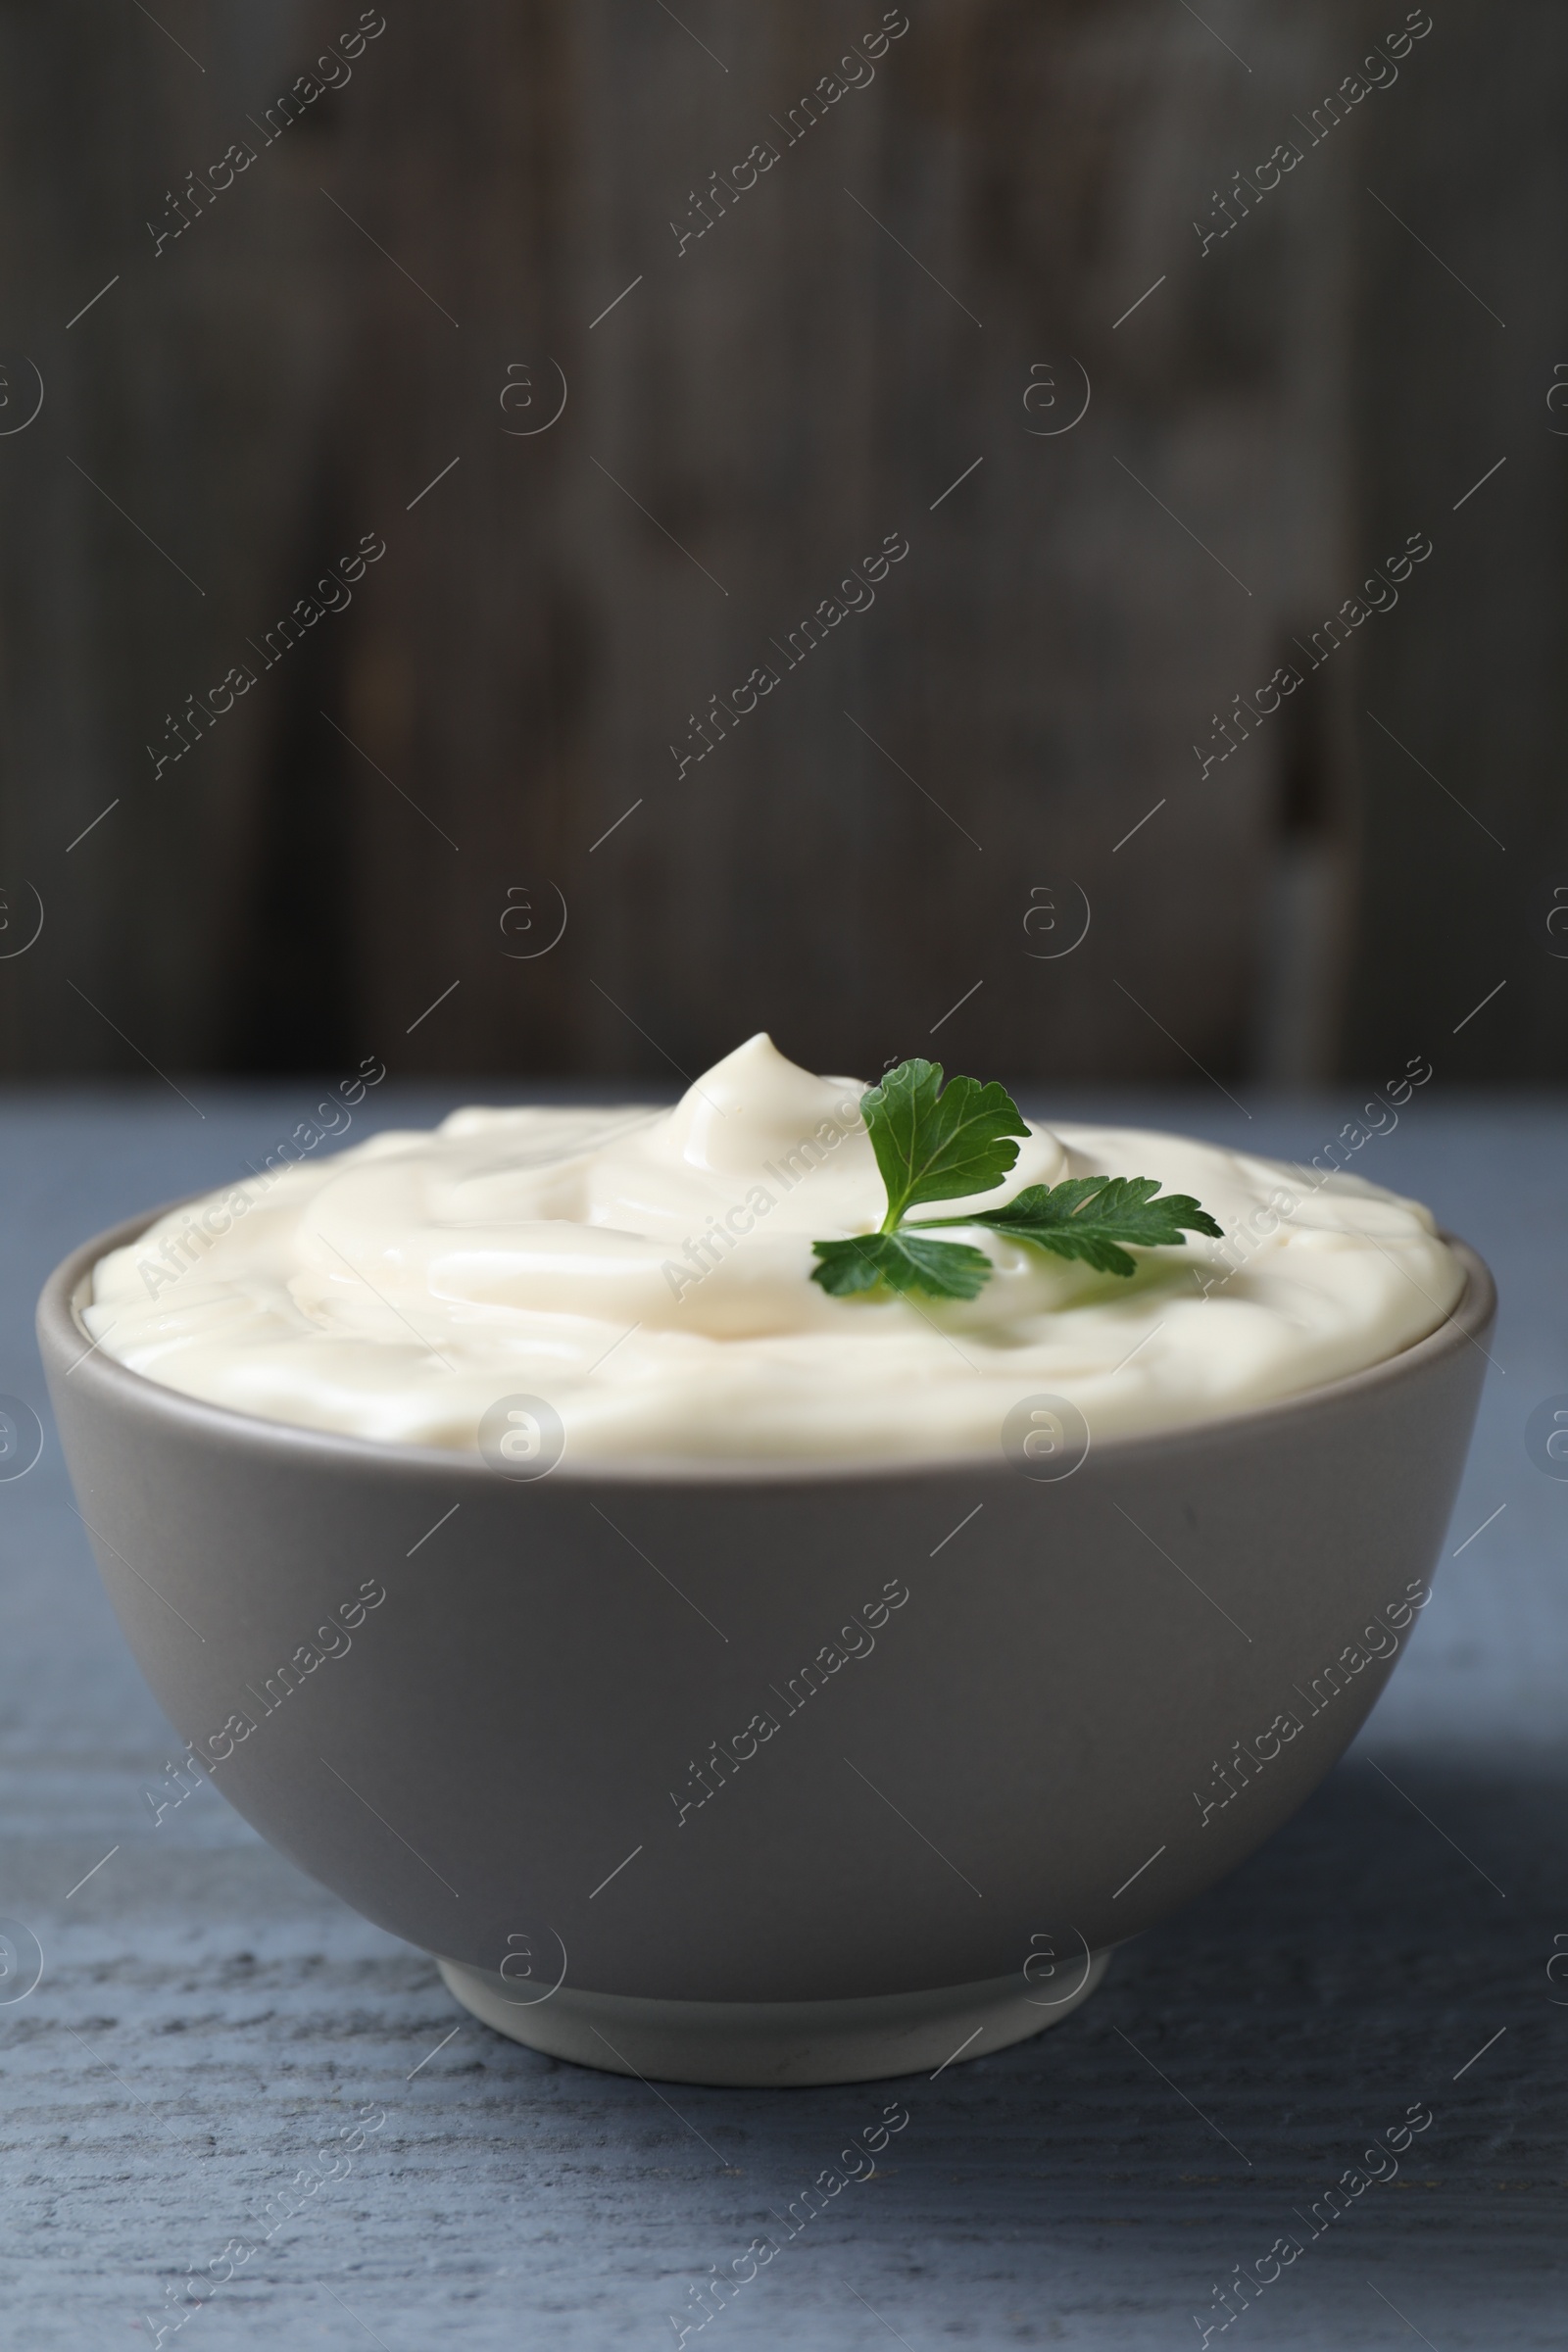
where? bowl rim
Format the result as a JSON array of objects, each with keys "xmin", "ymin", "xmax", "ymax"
[{"xmin": 36, "ymin": 1200, "xmax": 1497, "ymax": 1493}]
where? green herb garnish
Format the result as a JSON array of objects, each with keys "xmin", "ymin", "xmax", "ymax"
[{"xmin": 810, "ymin": 1057, "xmax": 1223, "ymax": 1301}]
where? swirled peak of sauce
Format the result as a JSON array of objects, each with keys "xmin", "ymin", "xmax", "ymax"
[{"xmin": 86, "ymin": 1033, "xmax": 1464, "ymax": 1465}]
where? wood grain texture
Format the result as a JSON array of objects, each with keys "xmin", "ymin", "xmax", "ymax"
[
  {"xmin": 321, "ymin": 0, "xmax": 1354, "ymax": 1084},
  {"xmin": 0, "ymin": 1, "xmax": 1547, "ymax": 1091},
  {"xmin": 1343, "ymin": 1, "xmax": 1568, "ymax": 1081}
]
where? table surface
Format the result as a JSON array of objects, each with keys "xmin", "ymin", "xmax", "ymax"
[{"xmin": 2, "ymin": 1084, "xmax": 1564, "ymax": 2351}]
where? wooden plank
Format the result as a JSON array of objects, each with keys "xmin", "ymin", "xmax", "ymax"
[
  {"xmin": 1343, "ymin": 0, "xmax": 1568, "ymax": 1080},
  {"xmin": 5, "ymin": 3, "xmax": 1548, "ymax": 1087}
]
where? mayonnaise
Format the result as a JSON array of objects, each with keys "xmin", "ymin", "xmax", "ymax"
[{"xmin": 85, "ymin": 1034, "xmax": 1465, "ymax": 1464}]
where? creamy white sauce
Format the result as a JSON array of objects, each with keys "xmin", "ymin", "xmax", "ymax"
[{"xmin": 86, "ymin": 1034, "xmax": 1464, "ymax": 1464}]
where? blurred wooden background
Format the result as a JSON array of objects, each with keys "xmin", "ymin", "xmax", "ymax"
[{"xmin": 0, "ymin": 0, "xmax": 1562, "ymax": 1088}]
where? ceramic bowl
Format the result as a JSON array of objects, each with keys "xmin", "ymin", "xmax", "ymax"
[{"xmin": 38, "ymin": 1208, "xmax": 1494, "ymax": 2085}]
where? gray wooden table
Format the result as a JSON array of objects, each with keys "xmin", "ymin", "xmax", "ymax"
[{"xmin": 1, "ymin": 1087, "xmax": 1562, "ymax": 2350}]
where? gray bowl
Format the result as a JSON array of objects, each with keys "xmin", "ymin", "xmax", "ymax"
[{"xmin": 38, "ymin": 1208, "xmax": 1494, "ymax": 2085}]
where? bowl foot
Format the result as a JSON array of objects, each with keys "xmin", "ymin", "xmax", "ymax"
[{"xmin": 433, "ymin": 1949, "xmax": 1111, "ymax": 2086}]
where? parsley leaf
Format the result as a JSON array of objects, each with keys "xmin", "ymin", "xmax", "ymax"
[
  {"xmin": 860, "ymin": 1058, "xmax": 1030, "ymax": 1227},
  {"xmin": 810, "ymin": 1232, "xmax": 993, "ymax": 1301},
  {"xmin": 919, "ymin": 1175, "xmax": 1225, "ymax": 1277},
  {"xmin": 809, "ymin": 1057, "xmax": 1223, "ymax": 1304}
]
